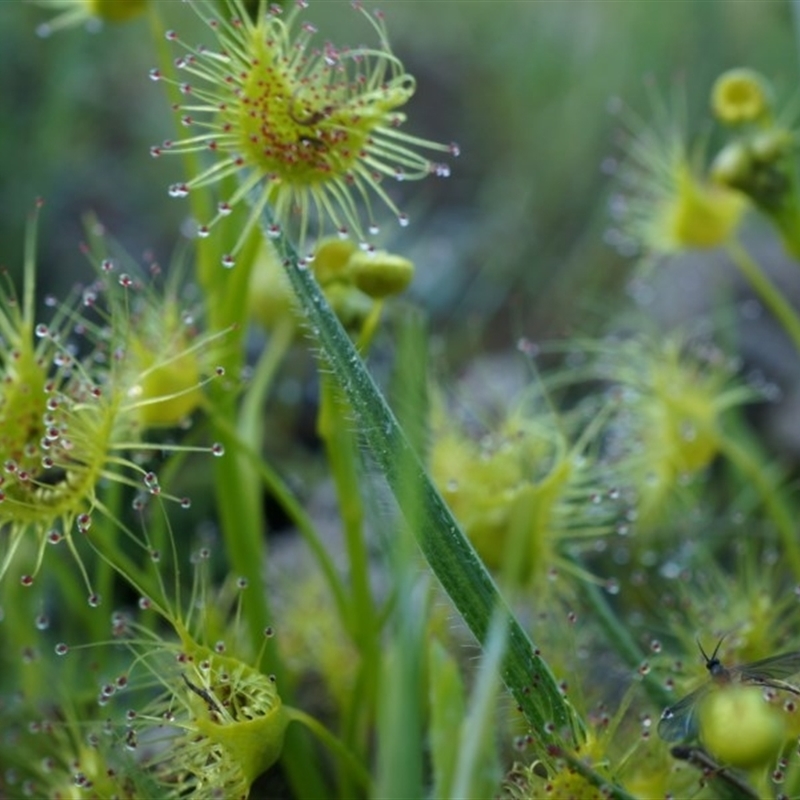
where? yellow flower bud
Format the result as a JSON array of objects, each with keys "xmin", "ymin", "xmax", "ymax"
[
  {"xmin": 89, "ymin": 0, "xmax": 146, "ymax": 23},
  {"xmin": 248, "ymin": 241, "xmax": 297, "ymax": 331},
  {"xmin": 324, "ymin": 282, "xmax": 374, "ymax": 332},
  {"xmin": 123, "ymin": 296, "xmax": 210, "ymax": 428},
  {"xmin": 711, "ymin": 69, "xmax": 771, "ymax": 125},
  {"xmin": 312, "ymin": 238, "xmax": 358, "ymax": 287},
  {"xmin": 700, "ymin": 685, "xmax": 786, "ymax": 769},
  {"xmin": 711, "ymin": 141, "xmax": 753, "ymax": 188},
  {"xmin": 751, "ymin": 128, "xmax": 795, "ymax": 164},
  {"xmin": 347, "ymin": 250, "xmax": 415, "ymax": 299},
  {"xmin": 130, "ymin": 335, "xmax": 203, "ymax": 427}
]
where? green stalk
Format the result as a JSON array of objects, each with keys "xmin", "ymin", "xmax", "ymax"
[
  {"xmin": 318, "ymin": 376, "xmax": 381, "ymax": 792},
  {"xmin": 211, "ymin": 388, "xmax": 330, "ymax": 798},
  {"xmin": 372, "ymin": 311, "xmax": 430, "ymax": 800},
  {"xmin": 264, "ymin": 212, "xmax": 581, "ymax": 745},
  {"xmin": 206, "ymin": 408, "xmax": 350, "ymax": 624},
  {"xmin": 727, "ymin": 239, "xmax": 800, "ymax": 355},
  {"xmin": 286, "ymin": 706, "xmax": 373, "ymax": 794},
  {"xmin": 450, "ymin": 608, "xmax": 507, "ymax": 799},
  {"xmin": 318, "ymin": 378, "xmax": 376, "ymax": 648},
  {"xmin": 719, "ymin": 432, "xmax": 800, "ymax": 579},
  {"xmin": 239, "ymin": 318, "xmax": 295, "ymax": 447}
]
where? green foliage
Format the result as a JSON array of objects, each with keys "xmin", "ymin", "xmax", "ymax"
[{"xmin": 5, "ymin": 3, "xmax": 800, "ymax": 800}]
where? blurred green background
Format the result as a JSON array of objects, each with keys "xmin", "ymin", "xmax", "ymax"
[{"xmin": 2, "ymin": 0, "xmax": 797, "ymax": 352}]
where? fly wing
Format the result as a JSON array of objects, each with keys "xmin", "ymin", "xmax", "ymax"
[
  {"xmin": 657, "ymin": 684, "xmax": 709, "ymax": 743},
  {"xmin": 735, "ymin": 651, "xmax": 800, "ymax": 682}
]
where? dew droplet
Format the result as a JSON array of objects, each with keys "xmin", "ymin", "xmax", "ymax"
[
  {"xmin": 211, "ymin": 442, "xmax": 225, "ymax": 457},
  {"xmin": 168, "ymin": 183, "xmax": 190, "ymax": 198},
  {"xmin": 55, "ymin": 643, "xmax": 69, "ymax": 656},
  {"xmin": 221, "ymin": 254, "xmax": 235, "ymax": 269}
]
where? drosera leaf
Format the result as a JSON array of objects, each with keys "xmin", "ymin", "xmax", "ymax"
[
  {"xmin": 261, "ymin": 202, "xmax": 584, "ymax": 748},
  {"xmin": 450, "ymin": 610, "xmax": 507, "ymax": 800},
  {"xmin": 428, "ymin": 640, "xmax": 467, "ymax": 799}
]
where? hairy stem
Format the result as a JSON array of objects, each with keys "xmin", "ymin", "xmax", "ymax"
[{"xmin": 264, "ymin": 211, "xmax": 582, "ymax": 745}]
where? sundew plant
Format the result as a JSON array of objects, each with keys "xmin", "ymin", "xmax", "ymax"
[{"xmin": 5, "ymin": 2, "xmax": 800, "ymax": 799}]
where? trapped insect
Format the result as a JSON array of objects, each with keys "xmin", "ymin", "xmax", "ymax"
[{"xmin": 657, "ymin": 639, "xmax": 800, "ymax": 742}]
